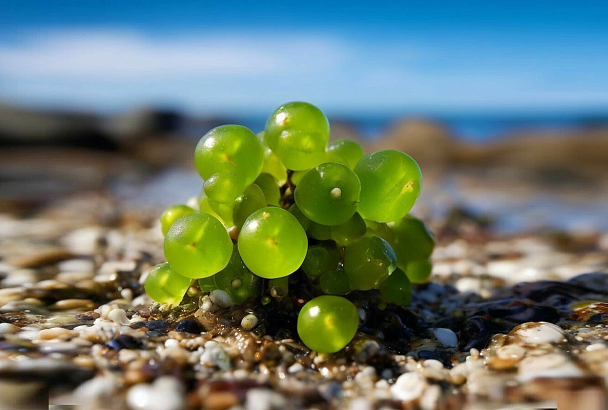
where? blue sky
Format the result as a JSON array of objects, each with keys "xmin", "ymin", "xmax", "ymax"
[{"xmin": 1, "ymin": 1, "xmax": 607, "ymax": 116}]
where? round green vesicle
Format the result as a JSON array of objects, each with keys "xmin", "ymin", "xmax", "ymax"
[
  {"xmin": 288, "ymin": 203, "xmax": 311, "ymax": 231},
  {"xmin": 331, "ymin": 212, "xmax": 366, "ymax": 246},
  {"xmin": 232, "ymin": 184, "xmax": 266, "ymax": 230},
  {"xmin": 307, "ymin": 221, "xmax": 333, "ymax": 240},
  {"xmin": 203, "ymin": 172, "xmax": 246, "ymax": 204},
  {"xmin": 302, "ymin": 244, "xmax": 341, "ymax": 279},
  {"xmin": 264, "ymin": 102, "xmax": 329, "ymax": 171},
  {"xmin": 354, "ymin": 150, "xmax": 422, "ymax": 223},
  {"xmin": 238, "ymin": 207, "xmax": 307, "ymax": 279},
  {"xmin": 213, "ymin": 245, "xmax": 262, "ymax": 304},
  {"xmin": 160, "ymin": 205, "xmax": 196, "ymax": 236},
  {"xmin": 319, "ymin": 269, "xmax": 350, "ymax": 295},
  {"xmin": 194, "ymin": 125, "xmax": 264, "ymax": 184},
  {"xmin": 144, "ymin": 263, "xmax": 191, "ymax": 306},
  {"xmin": 297, "ymin": 295, "xmax": 358, "ymax": 353},
  {"xmin": 404, "ymin": 259, "xmax": 433, "ymax": 284},
  {"xmin": 344, "ymin": 235, "xmax": 397, "ymax": 290},
  {"xmin": 326, "ymin": 139, "xmax": 365, "ymax": 169},
  {"xmin": 295, "ymin": 162, "xmax": 361, "ymax": 226},
  {"xmin": 379, "ymin": 268, "xmax": 412, "ymax": 306},
  {"xmin": 389, "ymin": 215, "xmax": 435, "ymax": 270},
  {"xmin": 164, "ymin": 213, "xmax": 232, "ymax": 278},
  {"xmin": 254, "ymin": 173, "xmax": 281, "ymax": 206}
]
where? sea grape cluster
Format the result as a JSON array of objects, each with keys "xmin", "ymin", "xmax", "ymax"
[{"xmin": 145, "ymin": 102, "xmax": 435, "ymax": 353}]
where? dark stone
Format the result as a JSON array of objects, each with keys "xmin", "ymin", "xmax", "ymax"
[
  {"xmin": 107, "ymin": 334, "xmax": 144, "ymax": 350},
  {"xmin": 175, "ymin": 317, "xmax": 202, "ymax": 334},
  {"xmin": 418, "ymin": 350, "xmax": 453, "ymax": 368},
  {"xmin": 459, "ymin": 316, "xmax": 506, "ymax": 351},
  {"xmin": 131, "ymin": 320, "xmax": 168, "ymax": 332}
]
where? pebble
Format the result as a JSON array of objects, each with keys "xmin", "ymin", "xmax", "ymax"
[
  {"xmin": 54, "ymin": 299, "xmax": 95, "ymax": 311},
  {"xmin": 515, "ymin": 322, "xmax": 566, "ymax": 344},
  {"xmin": 36, "ymin": 328, "xmax": 76, "ymax": 341},
  {"xmin": 2, "ymin": 269, "xmax": 39, "ymax": 287},
  {"xmin": 349, "ymin": 398, "xmax": 372, "ymax": 410},
  {"xmin": 288, "ymin": 363, "xmax": 304, "ymax": 374},
  {"xmin": 241, "ymin": 314, "xmax": 258, "ymax": 330},
  {"xmin": 127, "ymin": 377, "xmax": 186, "ymax": 410},
  {"xmin": 496, "ymin": 344, "xmax": 526, "ymax": 360},
  {"xmin": 390, "ymin": 372, "xmax": 426, "ymax": 402},
  {"xmin": 433, "ymin": 328, "xmax": 458, "ymax": 348},
  {"xmin": 420, "ymin": 384, "xmax": 441, "ymax": 410},
  {"xmin": 517, "ymin": 353, "xmax": 583, "ymax": 382},
  {"xmin": 455, "ymin": 277, "xmax": 483, "ymax": 294},
  {"xmin": 175, "ymin": 317, "xmax": 202, "ymax": 334},
  {"xmin": 57, "ymin": 259, "xmax": 95, "ymax": 273},
  {"xmin": 61, "ymin": 227, "xmax": 104, "ymax": 255},
  {"xmin": 0, "ymin": 323, "xmax": 21, "ymax": 334},
  {"xmin": 245, "ymin": 388, "xmax": 287, "ymax": 410},
  {"xmin": 56, "ymin": 271, "xmax": 95, "ymax": 283},
  {"xmin": 200, "ymin": 342, "xmax": 231, "ymax": 371},
  {"xmin": 210, "ymin": 290, "xmax": 234, "ymax": 308},
  {"xmin": 586, "ymin": 343, "xmax": 606, "ymax": 351},
  {"xmin": 72, "ymin": 375, "xmax": 116, "ymax": 405},
  {"xmin": 0, "ymin": 300, "xmax": 43, "ymax": 312},
  {"xmin": 108, "ymin": 335, "xmax": 144, "ymax": 351},
  {"xmin": 108, "ymin": 309, "xmax": 130, "ymax": 325}
]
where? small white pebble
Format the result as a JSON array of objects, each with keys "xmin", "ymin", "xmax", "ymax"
[
  {"xmin": 210, "ymin": 290, "xmax": 234, "ymax": 308},
  {"xmin": 516, "ymin": 322, "xmax": 566, "ymax": 344},
  {"xmin": 288, "ymin": 363, "xmax": 304, "ymax": 374},
  {"xmin": 120, "ymin": 288, "xmax": 133, "ymax": 302},
  {"xmin": 497, "ymin": 344, "xmax": 526, "ymax": 360},
  {"xmin": 433, "ymin": 328, "xmax": 458, "ymax": 348},
  {"xmin": 107, "ymin": 309, "xmax": 130, "ymax": 325},
  {"xmin": 165, "ymin": 339, "xmax": 180, "ymax": 348},
  {"xmin": 0, "ymin": 323, "xmax": 20, "ymax": 334},
  {"xmin": 586, "ymin": 343, "xmax": 606, "ymax": 351},
  {"xmin": 423, "ymin": 359, "xmax": 444, "ymax": 370},
  {"xmin": 390, "ymin": 372, "xmax": 426, "ymax": 402},
  {"xmin": 241, "ymin": 314, "xmax": 258, "ymax": 330}
]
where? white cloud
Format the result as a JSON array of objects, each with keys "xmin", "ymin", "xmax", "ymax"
[
  {"xmin": 0, "ymin": 30, "xmax": 350, "ymax": 79},
  {"xmin": 0, "ymin": 29, "xmax": 606, "ymax": 113}
]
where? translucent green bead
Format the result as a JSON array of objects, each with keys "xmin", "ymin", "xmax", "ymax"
[
  {"xmin": 307, "ymin": 221, "xmax": 333, "ymax": 240},
  {"xmin": 343, "ymin": 236, "xmax": 397, "ymax": 290},
  {"xmin": 213, "ymin": 245, "xmax": 262, "ymax": 304},
  {"xmin": 354, "ymin": 150, "xmax": 422, "ymax": 223},
  {"xmin": 288, "ymin": 204, "xmax": 311, "ymax": 231},
  {"xmin": 404, "ymin": 259, "xmax": 433, "ymax": 284},
  {"xmin": 331, "ymin": 213, "xmax": 366, "ymax": 246},
  {"xmin": 326, "ymin": 139, "xmax": 365, "ymax": 169},
  {"xmin": 254, "ymin": 173, "xmax": 281, "ymax": 206},
  {"xmin": 319, "ymin": 269, "xmax": 350, "ymax": 295},
  {"xmin": 164, "ymin": 213, "xmax": 232, "ymax": 279},
  {"xmin": 238, "ymin": 207, "xmax": 307, "ymax": 279},
  {"xmin": 294, "ymin": 162, "xmax": 360, "ymax": 226},
  {"xmin": 264, "ymin": 102, "xmax": 329, "ymax": 171},
  {"xmin": 232, "ymin": 184, "xmax": 266, "ymax": 230},
  {"xmin": 389, "ymin": 216, "xmax": 435, "ymax": 270},
  {"xmin": 145, "ymin": 263, "xmax": 191, "ymax": 306},
  {"xmin": 160, "ymin": 205, "xmax": 196, "ymax": 236},
  {"xmin": 379, "ymin": 268, "xmax": 412, "ymax": 306},
  {"xmin": 194, "ymin": 125, "xmax": 264, "ymax": 185},
  {"xmin": 297, "ymin": 295, "xmax": 358, "ymax": 353},
  {"xmin": 302, "ymin": 244, "xmax": 341, "ymax": 279}
]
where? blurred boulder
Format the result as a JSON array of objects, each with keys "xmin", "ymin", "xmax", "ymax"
[
  {"xmin": 371, "ymin": 119, "xmax": 455, "ymax": 179},
  {"xmin": 104, "ymin": 108, "xmax": 183, "ymax": 142},
  {"xmin": 0, "ymin": 103, "xmax": 116, "ymax": 150},
  {"xmin": 328, "ymin": 120, "xmax": 364, "ymax": 143}
]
